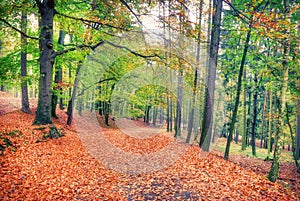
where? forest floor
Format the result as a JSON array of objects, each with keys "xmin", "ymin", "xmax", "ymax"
[{"xmin": 0, "ymin": 93, "xmax": 300, "ymax": 200}]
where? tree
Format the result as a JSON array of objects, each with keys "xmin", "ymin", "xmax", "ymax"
[
  {"xmin": 267, "ymin": 0, "xmax": 291, "ymax": 183},
  {"xmin": 20, "ymin": 11, "xmax": 31, "ymax": 114},
  {"xmin": 224, "ymin": 28, "xmax": 251, "ymax": 160},
  {"xmin": 200, "ymin": 0, "xmax": 223, "ymax": 151},
  {"xmin": 33, "ymin": 0, "xmax": 56, "ymax": 125}
]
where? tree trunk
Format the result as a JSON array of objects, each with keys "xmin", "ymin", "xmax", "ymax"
[
  {"xmin": 246, "ymin": 88, "xmax": 252, "ymax": 146},
  {"xmin": 187, "ymin": 0, "xmax": 203, "ymax": 144},
  {"xmin": 251, "ymin": 73, "xmax": 258, "ymax": 156},
  {"xmin": 241, "ymin": 70, "xmax": 247, "ymax": 150},
  {"xmin": 224, "ymin": 29, "xmax": 251, "ymax": 160},
  {"xmin": 34, "ymin": 0, "xmax": 55, "ymax": 125},
  {"xmin": 296, "ymin": 80, "xmax": 300, "ymax": 160},
  {"xmin": 286, "ymin": 103, "xmax": 300, "ymax": 172},
  {"xmin": 268, "ymin": 5, "xmax": 290, "ymax": 181},
  {"xmin": 21, "ymin": 11, "xmax": 31, "ymax": 114},
  {"xmin": 200, "ymin": 0, "xmax": 222, "ymax": 151},
  {"xmin": 175, "ymin": 67, "xmax": 183, "ymax": 138},
  {"xmin": 52, "ymin": 30, "xmax": 65, "ymax": 117},
  {"xmin": 235, "ymin": 127, "xmax": 239, "ymax": 144},
  {"xmin": 267, "ymin": 90, "xmax": 273, "ymax": 157},
  {"xmin": 67, "ymin": 63, "xmax": 82, "ymax": 126},
  {"xmin": 152, "ymin": 107, "xmax": 158, "ymax": 126},
  {"xmin": 260, "ymin": 90, "xmax": 267, "ymax": 148}
]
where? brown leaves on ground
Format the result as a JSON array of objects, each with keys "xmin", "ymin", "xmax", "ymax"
[{"xmin": 0, "ymin": 108, "xmax": 299, "ymax": 200}]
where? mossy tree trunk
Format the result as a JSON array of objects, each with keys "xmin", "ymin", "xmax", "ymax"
[{"xmin": 34, "ymin": 0, "xmax": 55, "ymax": 125}]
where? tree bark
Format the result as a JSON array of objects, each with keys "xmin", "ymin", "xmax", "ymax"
[
  {"xmin": 200, "ymin": 0, "xmax": 222, "ymax": 151},
  {"xmin": 260, "ymin": 90, "xmax": 267, "ymax": 148},
  {"xmin": 268, "ymin": 4, "xmax": 290, "ymax": 181},
  {"xmin": 52, "ymin": 30, "xmax": 65, "ymax": 117},
  {"xmin": 187, "ymin": 0, "xmax": 203, "ymax": 144},
  {"xmin": 67, "ymin": 63, "xmax": 82, "ymax": 126},
  {"xmin": 21, "ymin": 11, "xmax": 31, "ymax": 114},
  {"xmin": 251, "ymin": 73, "xmax": 258, "ymax": 156},
  {"xmin": 241, "ymin": 70, "xmax": 247, "ymax": 150},
  {"xmin": 175, "ymin": 68, "xmax": 183, "ymax": 138},
  {"xmin": 296, "ymin": 79, "xmax": 300, "ymax": 160},
  {"xmin": 34, "ymin": 0, "xmax": 55, "ymax": 125},
  {"xmin": 224, "ymin": 29, "xmax": 251, "ymax": 160},
  {"xmin": 286, "ymin": 103, "xmax": 300, "ymax": 172},
  {"xmin": 267, "ymin": 90, "xmax": 273, "ymax": 157}
]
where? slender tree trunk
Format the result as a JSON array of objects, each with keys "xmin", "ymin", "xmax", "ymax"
[
  {"xmin": 224, "ymin": 29, "xmax": 251, "ymax": 160},
  {"xmin": 34, "ymin": 0, "xmax": 55, "ymax": 125},
  {"xmin": 153, "ymin": 107, "xmax": 158, "ymax": 126},
  {"xmin": 296, "ymin": 80, "xmax": 300, "ymax": 160},
  {"xmin": 268, "ymin": 4, "xmax": 290, "ymax": 181},
  {"xmin": 246, "ymin": 89, "xmax": 252, "ymax": 146},
  {"xmin": 187, "ymin": 0, "xmax": 203, "ymax": 144},
  {"xmin": 260, "ymin": 90, "xmax": 267, "ymax": 148},
  {"xmin": 268, "ymin": 90, "xmax": 273, "ymax": 157},
  {"xmin": 241, "ymin": 70, "xmax": 247, "ymax": 150},
  {"xmin": 67, "ymin": 63, "xmax": 82, "ymax": 126},
  {"xmin": 175, "ymin": 68, "xmax": 183, "ymax": 138},
  {"xmin": 200, "ymin": 0, "xmax": 223, "ymax": 151},
  {"xmin": 52, "ymin": 30, "xmax": 65, "ymax": 117},
  {"xmin": 168, "ymin": 0, "xmax": 173, "ymax": 132},
  {"xmin": 235, "ymin": 126, "xmax": 239, "ymax": 144},
  {"xmin": 286, "ymin": 103, "xmax": 300, "ymax": 172},
  {"xmin": 251, "ymin": 73, "xmax": 258, "ymax": 156},
  {"xmin": 21, "ymin": 11, "xmax": 31, "ymax": 114}
]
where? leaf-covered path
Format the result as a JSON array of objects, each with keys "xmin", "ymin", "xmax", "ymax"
[{"xmin": 0, "ymin": 108, "xmax": 299, "ymax": 200}]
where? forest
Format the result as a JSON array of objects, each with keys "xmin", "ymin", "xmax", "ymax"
[{"xmin": 0, "ymin": 0, "xmax": 299, "ymax": 200}]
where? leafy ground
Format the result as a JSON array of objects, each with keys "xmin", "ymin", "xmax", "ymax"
[{"xmin": 0, "ymin": 96, "xmax": 299, "ymax": 200}]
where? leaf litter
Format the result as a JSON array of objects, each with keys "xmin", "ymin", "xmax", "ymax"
[{"xmin": 0, "ymin": 107, "xmax": 299, "ymax": 200}]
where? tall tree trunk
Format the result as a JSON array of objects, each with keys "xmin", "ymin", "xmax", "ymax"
[
  {"xmin": 268, "ymin": 2, "xmax": 290, "ymax": 181},
  {"xmin": 267, "ymin": 90, "xmax": 273, "ymax": 157},
  {"xmin": 67, "ymin": 63, "xmax": 82, "ymax": 126},
  {"xmin": 175, "ymin": 69, "xmax": 182, "ymax": 138},
  {"xmin": 224, "ymin": 29, "xmax": 251, "ymax": 160},
  {"xmin": 34, "ymin": 0, "xmax": 55, "ymax": 125},
  {"xmin": 246, "ymin": 89, "xmax": 252, "ymax": 146},
  {"xmin": 241, "ymin": 70, "xmax": 247, "ymax": 150},
  {"xmin": 296, "ymin": 79, "xmax": 300, "ymax": 160},
  {"xmin": 21, "ymin": 11, "xmax": 31, "ymax": 114},
  {"xmin": 200, "ymin": 0, "xmax": 223, "ymax": 151},
  {"xmin": 286, "ymin": 103, "xmax": 300, "ymax": 172},
  {"xmin": 251, "ymin": 73, "xmax": 258, "ymax": 156},
  {"xmin": 52, "ymin": 30, "xmax": 65, "ymax": 117},
  {"xmin": 260, "ymin": 90, "xmax": 267, "ymax": 148},
  {"xmin": 187, "ymin": 0, "xmax": 203, "ymax": 144},
  {"xmin": 153, "ymin": 107, "xmax": 158, "ymax": 126}
]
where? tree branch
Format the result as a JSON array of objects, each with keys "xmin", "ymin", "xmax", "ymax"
[
  {"xmin": 52, "ymin": 41, "xmax": 105, "ymax": 58},
  {"xmin": 120, "ymin": 0, "xmax": 143, "ymax": 25},
  {"xmin": 105, "ymin": 41, "xmax": 162, "ymax": 59},
  {"xmin": 0, "ymin": 18, "xmax": 39, "ymax": 40},
  {"xmin": 77, "ymin": 77, "xmax": 117, "ymax": 97},
  {"xmin": 56, "ymin": 11, "xmax": 131, "ymax": 31}
]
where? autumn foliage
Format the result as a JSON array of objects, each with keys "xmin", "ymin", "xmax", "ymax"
[{"xmin": 0, "ymin": 103, "xmax": 299, "ymax": 200}]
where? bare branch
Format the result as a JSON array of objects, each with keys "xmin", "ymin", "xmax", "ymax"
[
  {"xmin": 0, "ymin": 18, "xmax": 39, "ymax": 40},
  {"xmin": 120, "ymin": 0, "xmax": 143, "ymax": 25},
  {"xmin": 56, "ymin": 11, "xmax": 131, "ymax": 31},
  {"xmin": 77, "ymin": 77, "xmax": 117, "ymax": 97},
  {"xmin": 52, "ymin": 41, "xmax": 105, "ymax": 58},
  {"xmin": 105, "ymin": 41, "xmax": 162, "ymax": 59}
]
